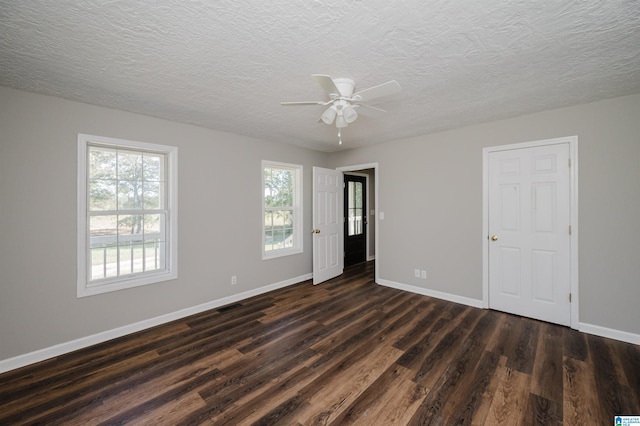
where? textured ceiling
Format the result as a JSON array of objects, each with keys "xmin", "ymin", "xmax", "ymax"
[{"xmin": 1, "ymin": 1, "xmax": 639, "ymax": 152}]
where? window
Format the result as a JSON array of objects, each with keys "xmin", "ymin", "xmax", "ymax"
[
  {"xmin": 262, "ymin": 161, "xmax": 302, "ymax": 259},
  {"xmin": 77, "ymin": 134, "xmax": 177, "ymax": 297}
]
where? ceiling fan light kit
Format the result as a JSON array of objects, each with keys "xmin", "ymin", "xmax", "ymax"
[
  {"xmin": 321, "ymin": 105, "xmax": 337, "ymax": 124},
  {"xmin": 281, "ymin": 74, "xmax": 401, "ymax": 144}
]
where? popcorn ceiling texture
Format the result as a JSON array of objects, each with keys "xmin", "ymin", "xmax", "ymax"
[{"xmin": 1, "ymin": 0, "xmax": 639, "ymax": 151}]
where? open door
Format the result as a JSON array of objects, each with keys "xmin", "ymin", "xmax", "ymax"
[{"xmin": 312, "ymin": 167, "xmax": 343, "ymax": 284}]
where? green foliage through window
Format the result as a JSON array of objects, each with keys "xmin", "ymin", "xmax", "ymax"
[
  {"xmin": 88, "ymin": 144, "xmax": 167, "ymax": 281},
  {"xmin": 263, "ymin": 163, "xmax": 301, "ymax": 256}
]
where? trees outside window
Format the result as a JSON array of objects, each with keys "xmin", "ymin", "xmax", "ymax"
[{"xmin": 262, "ymin": 161, "xmax": 302, "ymax": 259}]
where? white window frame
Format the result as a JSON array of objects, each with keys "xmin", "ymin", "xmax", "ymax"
[
  {"xmin": 262, "ymin": 160, "xmax": 303, "ymax": 260},
  {"xmin": 77, "ymin": 134, "xmax": 178, "ymax": 297}
]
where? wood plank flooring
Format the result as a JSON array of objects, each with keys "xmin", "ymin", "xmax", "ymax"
[{"xmin": 1, "ymin": 261, "xmax": 639, "ymax": 425}]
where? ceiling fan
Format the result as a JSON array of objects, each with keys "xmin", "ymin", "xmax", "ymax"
[{"xmin": 281, "ymin": 75, "xmax": 401, "ymax": 133}]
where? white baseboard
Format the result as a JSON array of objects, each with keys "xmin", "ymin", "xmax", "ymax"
[
  {"xmin": 579, "ymin": 322, "xmax": 640, "ymax": 345},
  {"xmin": 367, "ymin": 255, "xmax": 376, "ymax": 261},
  {"xmin": 376, "ymin": 278, "xmax": 484, "ymax": 309},
  {"xmin": 0, "ymin": 273, "xmax": 312, "ymax": 374}
]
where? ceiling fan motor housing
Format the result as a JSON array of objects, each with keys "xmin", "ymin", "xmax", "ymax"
[{"xmin": 332, "ymin": 78, "xmax": 356, "ymax": 97}]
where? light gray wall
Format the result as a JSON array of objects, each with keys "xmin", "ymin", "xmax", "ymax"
[
  {"xmin": 0, "ymin": 87, "xmax": 328, "ymax": 360},
  {"xmin": 2, "ymin": 87, "xmax": 639, "ymax": 363},
  {"xmin": 329, "ymin": 93, "xmax": 640, "ymax": 336}
]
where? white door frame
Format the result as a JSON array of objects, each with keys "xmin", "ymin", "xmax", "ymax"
[
  {"xmin": 482, "ymin": 136, "xmax": 579, "ymax": 329},
  {"xmin": 337, "ymin": 163, "xmax": 379, "ymax": 284}
]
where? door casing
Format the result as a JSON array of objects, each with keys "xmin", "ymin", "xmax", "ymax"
[{"xmin": 482, "ymin": 136, "xmax": 579, "ymax": 329}]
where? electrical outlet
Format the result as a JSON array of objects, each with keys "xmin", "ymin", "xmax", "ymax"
[
  {"xmin": 414, "ymin": 269, "xmax": 420, "ymax": 278},
  {"xmin": 231, "ymin": 275, "xmax": 237, "ymax": 285},
  {"xmin": 421, "ymin": 270, "xmax": 427, "ymax": 279}
]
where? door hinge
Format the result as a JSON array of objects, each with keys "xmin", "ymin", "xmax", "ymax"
[
  {"xmin": 569, "ymin": 225, "xmax": 572, "ymax": 235},
  {"xmin": 569, "ymin": 293, "xmax": 572, "ymax": 303}
]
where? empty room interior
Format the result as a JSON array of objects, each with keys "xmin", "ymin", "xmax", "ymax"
[{"xmin": 1, "ymin": 1, "xmax": 639, "ymax": 424}]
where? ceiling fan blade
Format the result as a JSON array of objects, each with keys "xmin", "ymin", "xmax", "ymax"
[
  {"xmin": 353, "ymin": 80, "xmax": 401, "ymax": 102},
  {"xmin": 280, "ymin": 101, "xmax": 328, "ymax": 106},
  {"xmin": 355, "ymin": 104, "xmax": 386, "ymax": 118},
  {"xmin": 311, "ymin": 74, "xmax": 341, "ymax": 97}
]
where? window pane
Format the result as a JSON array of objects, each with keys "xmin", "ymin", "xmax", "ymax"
[
  {"xmin": 348, "ymin": 182, "xmax": 362, "ymax": 209},
  {"xmin": 90, "ymin": 244, "xmax": 118, "ymax": 280},
  {"xmin": 118, "ymin": 215, "xmax": 144, "ymax": 237},
  {"xmin": 89, "ymin": 179, "xmax": 117, "ymax": 211},
  {"xmin": 143, "ymin": 214, "xmax": 162, "ymax": 236},
  {"xmin": 118, "ymin": 242, "xmax": 132, "ymax": 276},
  {"xmin": 272, "ymin": 227, "xmax": 285, "ymax": 248},
  {"xmin": 264, "ymin": 228, "xmax": 274, "ymax": 251},
  {"xmin": 143, "ymin": 181, "xmax": 163, "ymax": 209},
  {"xmin": 144, "ymin": 240, "xmax": 162, "ymax": 271},
  {"xmin": 143, "ymin": 153, "xmax": 162, "ymax": 181},
  {"xmin": 118, "ymin": 181, "xmax": 143, "ymax": 210},
  {"xmin": 89, "ymin": 146, "xmax": 117, "ymax": 180},
  {"xmin": 117, "ymin": 151, "xmax": 142, "ymax": 180},
  {"xmin": 90, "ymin": 215, "xmax": 117, "ymax": 238},
  {"xmin": 264, "ymin": 210, "xmax": 273, "ymax": 227},
  {"xmin": 89, "ymin": 215, "xmax": 118, "ymax": 281},
  {"xmin": 131, "ymin": 242, "xmax": 145, "ymax": 273},
  {"xmin": 283, "ymin": 225, "xmax": 293, "ymax": 248},
  {"xmin": 265, "ymin": 167, "xmax": 293, "ymax": 208}
]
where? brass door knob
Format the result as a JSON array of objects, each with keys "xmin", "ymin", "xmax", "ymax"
[
  {"xmin": 491, "ymin": 235, "xmax": 498, "ymax": 241},
  {"xmin": 311, "ymin": 229, "xmax": 320, "ymax": 234}
]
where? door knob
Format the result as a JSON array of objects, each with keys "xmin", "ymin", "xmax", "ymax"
[
  {"xmin": 491, "ymin": 235, "xmax": 498, "ymax": 241},
  {"xmin": 311, "ymin": 229, "xmax": 320, "ymax": 234}
]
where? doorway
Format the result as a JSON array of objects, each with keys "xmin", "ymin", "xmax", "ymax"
[
  {"xmin": 344, "ymin": 174, "xmax": 367, "ymax": 267},
  {"xmin": 337, "ymin": 163, "xmax": 378, "ymax": 283}
]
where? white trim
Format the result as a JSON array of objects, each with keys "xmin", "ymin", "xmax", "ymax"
[
  {"xmin": 579, "ymin": 322, "xmax": 640, "ymax": 345},
  {"xmin": 0, "ymin": 273, "xmax": 312, "ymax": 374},
  {"xmin": 337, "ymin": 163, "xmax": 379, "ymax": 284},
  {"xmin": 261, "ymin": 160, "xmax": 303, "ymax": 260},
  {"xmin": 377, "ymin": 279, "xmax": 484, "ymax": 309},
  {"xmin": 77, "ymin": 134, "xmax": 179, "ymax": 297},
  {"xmin": 482, "ymin": 136, "xmax": 579, "ymax": 329}
]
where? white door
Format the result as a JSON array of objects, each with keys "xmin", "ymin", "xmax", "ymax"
[
  {"xmin": 488, "ymin": 143, "xmax": 571, "ymax": 326},
  {"xmin": 312, "ymin": 167, "xmax": 344, "ymax": 284}
]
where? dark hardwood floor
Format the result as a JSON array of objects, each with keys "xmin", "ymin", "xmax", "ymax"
[{"xmin": 1, "ymin": 261, "xmax": 639, "ymax": 425}]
